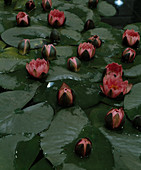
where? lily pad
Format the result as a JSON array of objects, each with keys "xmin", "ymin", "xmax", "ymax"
[
  {"xmin": 1, "ymin": 26, "xmax": 51, "ymax": 49},
  {"xmin": 97, "ymin": 1, "xmax": 116, "ymax": 17},
  {"xmin": 0, "ymin": 134, "xmax": 33, "ymax": 170},
  {"xmin": 124, "ymin": 82, "xmax": 141, "ymax": 120},
  {"xmin": 124, "ymin": 64, "xmax": 141, "ymax": 78},
  {"xmin": 41, "ymin": 106, "xmax": 88, "ymax": 166},
  {"xmin": 0, "ymin": 102, "xmax": 54, "ymax": 134}
]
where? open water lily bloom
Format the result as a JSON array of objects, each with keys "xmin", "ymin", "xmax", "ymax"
[
  {"xmin": 122, "ymin": 29, "xmax": 140, "ymax": 48},
  {"xmin": 105, "ymin": 62, "xmax": 123, "ymax": 77},
  {"xmin": 16, "ymin": 12, "xmax": 30, "ymax": 26},
  {"xmin": 105, "ymin": 108, "xmax": 125, "ymax": 129},
  {"xmin": 48, "ymin": 9, "xmax": 65, "ymax": 27},
  {"xmin": 100, "ymin": 74, "xmax": 132, "ymax": 98},
  {"xmin": 26, "ymin": 58, "xmax": 49, "ymax": 78},
  {"xmin": 78, "ymin": 42, "xmax": 95, "ymax": 60}
]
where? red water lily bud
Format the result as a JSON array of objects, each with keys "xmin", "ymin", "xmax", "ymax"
[
  {"xmin": 41, "ymin": 44, "xmax": 56, "ymax": 61},
  {"xmin": 132, "ymin": 115, "xmax": 141, "ymax": 131},
  {"xmin": 105, "ymin": 108, "xmax": 125, "ymax": 129},
  {"xmin": 100, "ymin": 74, "xmax": 132, "ymax": 98},
  {"xmin": 57, "ymin": 83, "xmax": 74, "ymax": 107},
  {"xmin": 88, "ymin": 0, "xmax": 98, "ymax": 8},
  {"xmin": 50, "ymin": 29, "xmax": 60, "ymax": 43},
  {"xmin": 122, "ymin": 47, "xmax": 136, "ymax": 63},
  {"xmin": 84, "ymin": 19, "xmax": 95, "ymax": 31},
  {"xmin": 75, "ymin": 138, "xmax": 92, "ymax": 157},
  {"xmin": 26, "ymin": 58, "xmax": 49, "ymax": 79},
  {"xmin": 25, "ymin": 0, "xmax": 35, "ymax": 10},
  {"xmin": 41, "ymin": 0, "xmax": 52, "ymax": 11},
  {"xmin": 87, "ymin": 35, "xmax": 102, "ymax": 48},
  {"xmin": 78, "ymin": 42, "xmax": 95, "ymax": 60},
  {"xmin": 122, "ymin": 29, "xmax": 140, "ymax": 48},
  {"xmin": 4, "ymin": 0, "xmax": 12, "ymax": 5},
  {"xmin": 105, "ymin": 62, "xmax": 123, "ymax": 77},
  {"xmin": 48, "ymin": 9, "xmax": 66, "ymax": 28},
  {"xmin": 18, "ymin": 39, "xmax": 30, "ymax": 55},
  {"xmin": 16, "ymin": 12, "xmax": 30, "ymax": 27},
  {"xmin": 67, "ymin": 57, "xmax": 81, "ymax": 72}
]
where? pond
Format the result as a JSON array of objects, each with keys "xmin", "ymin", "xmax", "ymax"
[{"xmin": 0, "ymin": 0, "xmax": 141, "ymax": 170}]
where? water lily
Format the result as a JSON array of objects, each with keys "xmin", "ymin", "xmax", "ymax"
[
  {"xmin": 50, "ymin": 29, "xmax": 60, "ymax": 43},
  {"xmin": 122, "ymin": 47, "xmax": 136, "ymax": 63},
  {"xmin": 88, "ymin": 0, "xmax": 99, "ymax": 8},
  {"xmin": 25, "ymin": 0, "xmax": 35, "ymax": 10},
  {"xmin": 100, "ymin": 74, "xmax": 132, "ymax": 98},
  {"xmin": 57, "ymin": 83, "xmax": 74, "ymax": 107},
  {"xmin": 41, "ymin": 0, "xmax": 52, "ymax": 11},
  {"xmin": 105, "ymin": 108, "xmax": 125, "ymax": 129},
  {"xmin": 48, "ymin": 9, "xmax": 66, "ymax": 27},
  {"xmin": 122, "ymin": 29, "xmax": 140, "ymax": 48},
  {"xmin": 87, "ymin": 35, "xmax": 102, "ymax": 48},
  {"xmin": 105, "ymin": 62, "xmax": 123, "ymax": 77},
  {"xmin": 75, "ymin": 138, "xmax": 92, "ymax": 157},
  {"xmin": 78, "ymin": 42, "xmax": 95, "ymax": 60},
  {"xmin": 26, "ymin": 58, "xmax": 49, "ymax": 78},
  {"xmin": 16, "ymin": 12, "xmax": 30, "ymax": 26},
  {"xmin": 67, "ymin": 57, "xmax": 81, "ymax": 72},
  {"xmin": 41, "ymin": 44, "xmax": 56, "ymax": 60},
  {"xmin": 18, "ymin": 39, "xmax": 30, "ymax": 55},
  {"xmin": 84, "ymin": 19, "xmax": 95, "ymax": 31}
]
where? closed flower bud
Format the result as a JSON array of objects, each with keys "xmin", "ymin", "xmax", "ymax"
[
  {"xmin": 75, "ymin": 138, "xmax": 92, "ymax": 157},
  {"xmin": 48, "ymin": 9, "xmax": 66, "ymax": 28},
  {"xmin": 84, "ymin": 19, "xmax": 95, "ymax": 31},
  {"xmin": 16, "ymin": 12, "xmax": 30, "ymax": 27},
  {"xmin": 4, "ymin": 0, "xmax": 12, "ymax": 5},
  {"xmin": 122, "ymin": 47, "xmax": 136, "ymax": 63},
  {"xmin": 87, "ymin": 35, "xmax": 102, "ymax": 48},
  {"xmin": 26, "ymin": 58, "xmax": 49, "ymax": 79},
  {"xmin": 122, "ymin": 29, "xmax": 140, "ymax": 48},
  {"xmin": 18, "ymin": 39, "xmax": 30, "ymax": 55},
  {"xmin": 57, "ymin": 83, "xmax": 74, "ymax": 107},
  {"xmin": 50, "ymin": 29, "xmax": 60, "ymax": 43},
  {"xmin": 67, "ymin": 57, "xmax": 81, "ymax": 72},
  {"xmin": 78, "ymin": 42, "xmax": 95, "ymax": 60},
  {"xmin": 41, "ymin": 0, "xmax": 52, "ymax": 11},
  {"xmin": 132, "ymin": 115, "xmax": 141, "ymax": 131},
  {"xmin": 41, "ymin": 44, "xmax": 56, "ymax": 61},
  {"xmin": 25, "ymin": 0, "xmax": 35, "ymax": 10},
  {"xmin": 88, "ymin": 0, "xmax": 98, "ymax": 8},
  {"xmin": 105, "ymin": 108, "xmax": 125, "ymax": 129}
]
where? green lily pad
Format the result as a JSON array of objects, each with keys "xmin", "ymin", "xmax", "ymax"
[
  {"xmin": 97, "ymin": 1, "xmax": 116, "ymax": 17},
  {"xmin": 41, "ymin": 106, "xmax": 88, "ymax": 166},
  {"xmin": 14, "ymin": 135, "xmax": 40, "ymax": 170},
  {"xmin": 1, "ymin": 26, "xmax": 51, "ymax": 49},
  {"xmin": 62, "ymin": 163, "xmax": 86, "ymax": 170},
  {"xmin": 0, "ymin": 134, "xmax": 33, "ymax": 170},
  {"xmin": 124, "ymin": 64, "xmax": 141, "ymax": 78},
  {"xmin": 124, "ymin": 82, "xmax": 141, "ymax": 120},
  {"xmin": 0, "ymin": 102, "xmax": 54, "ymax": 134}
]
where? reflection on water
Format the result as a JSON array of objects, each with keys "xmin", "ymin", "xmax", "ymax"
[{"xmin": 102, "ymin": 0, "xmax": 141, "ymax": 28}]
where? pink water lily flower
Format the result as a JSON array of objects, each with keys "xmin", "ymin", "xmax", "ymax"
[
  {"xmin": 122, "ymin": 47, "xmax": 136, "ymax": 63},
  {"xmin": 41, "ymin": 0, "xmax": 52, "ymax": 11},
  {"xmin": 41, "ymin": 44, "xmax": 56, "ymax": 60},
  {"xmin": 122, "ymin": 29, "xmax": 140, "ymax": 48},
  {"xmin": 16, "ymin": 12, "xmax": 30, "ymax": 26},
  {"xmin": 48, "ymin": 9, "xmax": 66, "ymax": 27},
  {"xmin": 26, "ymin": 58, "xmax": 49, "ymax": 78},
  {"xmin": 105, "ymin": 62, "xmax": 123, "ymax": 77},
  {"xmin": 78, "ymin": 42, "xmax": 95, "ymax": 60},
  {"xmin": 105, "ymin": 108, "xmax": 125, "ymax": 129},
  {"xmin": 100, "ymin": 74, "xmax": 132, "ymax": 98}
]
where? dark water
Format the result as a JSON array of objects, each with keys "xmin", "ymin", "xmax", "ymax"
[{"xmin": 102, "ymin": 0, "xmax": 141, "ymax": 28}]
